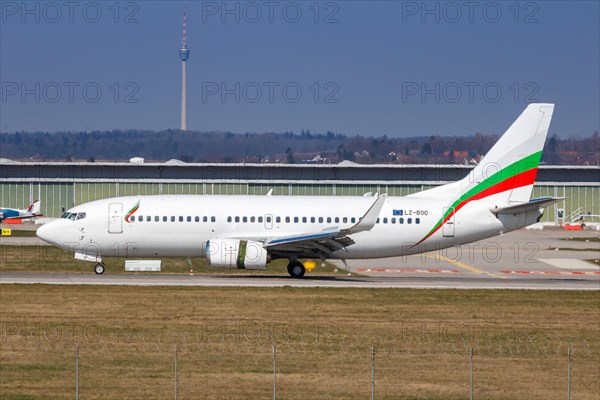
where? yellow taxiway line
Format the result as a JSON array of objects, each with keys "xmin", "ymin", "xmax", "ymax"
[{"xmin": 425, "ymin": 253, "xmax": 507, "ymax": 279}]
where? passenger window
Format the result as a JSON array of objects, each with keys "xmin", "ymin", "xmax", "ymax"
[
  {"xmin": 147, "ymin": 216, "xmax": 152, "ymax": 222},
  {"xmin": 416, "ymin": 218, "xmax": 420, "ymax": 224},
  {"xmin": 203, "ymin": 216, "xmax": 208, "ymax": 222},
  {"xmin": 251, "ymin": 216, "xmax": 255, "ymax": 223},
  {"xmin": 294, "ymin": 217, "xmax": 299, "ymax": 223},
  {"xmin": 195, "ymin": 216, "xmax": 200, "ymax": 222},
  {"xmin": 76, "ymin": 213, "xmax": 86, "ymax": 220},
  {"xmin": 391, "ymin": 218, "xmax": 396, "ymax": 224},
  {"xmin": 376, "ymin": 218, "xmax": 380, "ymax": 224},
  {"xmin": 400, "ymin": 218, "xmax": 404, "ymax": 224},
  {"xmin": 155, "ymin": 216, "xmax": 159, "ymax": 222},
  {"xmin": 327, "ymin": 217, "xmax": 331, "ymax": 223},
  {"xmin": 302, "ymin": 217, "xmax": 307, "ymax": 223},
  {"xmin": 408, "ymin": 218, "xmax": 412, "ymax": 224},
  {"xmin": 211, "ymin": 217, "xmax": 216, "ymax": 222},
  {"xmin": 335, "ymin": 217, "xmax": 340, "ymax": 223},
  {"xmin": 351, "ymin": 217, "xmax": 356, "ymax": 223},
  {"xmin": 227, "ymin": 216, "xmax": 232, "ymax": 223},
  {"xmin": 285, "ymin": 217, "xmax": 290, "ymax": 223},
  {"xmin": 163, "ymin": 216, "xmax": 167, "ymax": 222},
  {"xmin": 171, "ymin": 216, "xmax": 175, "ymax": 222},
  {"xmin": 235, "ymin": 216, "xmax": 240, "ymax": 223},
  {"xmin": 266, "ymin": 216, "xmax": 272, "ymax": 223},
  {"xmin": 383, "ymin": 218, "xmax": 388, "ymax": 224},
  {"xmin": 275, "ymin": 217, "xmax": 280, "ymax": 223},
  {"xmin": 343, "ymin": 217, "xmax": 348, "ymax": 223},
  {"xmin": 319, "ymin": 217, "xmax": 323, "ymax": 223},
  {"xmin": 138, "ymin": 215, "xmax": 143, "ymax": 222},
  {"xmin": 243, "ymin": 217, "xmax": 248, "ymax": 223},
  {"xmin": 258, "ymin": 216, "xmax": 264, "ymax": 223},
  {"xmin": 310, "ymin": 217, "xmax": 315, "ymax": 223},
  {"xmin": 178, "ymin": 216, "xmax": 183, "ymax": 222}
]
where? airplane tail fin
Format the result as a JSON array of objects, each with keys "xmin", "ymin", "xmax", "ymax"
[
  {"xmin": 28, "ymin": 200, "xmax": 41, "ymax": 214},
  {"xmin": 408, "ymin": 104, "xmax": 555, "ymax": 205},
  {"xmin": 462, "ymin": 103, "xmax": 555, "ymax": 204}
]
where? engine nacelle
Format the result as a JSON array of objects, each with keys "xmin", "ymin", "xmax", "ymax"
[{"xmin": 206, "ymin": 239, "xmax": 268, "ymax": 270}]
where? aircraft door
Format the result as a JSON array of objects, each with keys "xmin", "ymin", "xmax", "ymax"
[
  {"xmin": 442, "ymin": 207, "xmax": 455, "ymax": 237},
  {"xmin": 264, "ymin": 214, "xmax": 273, "ymax": 230},
  {"xmin": 108, "ymin": 203, "xmax": 123, "ymax": 234}
]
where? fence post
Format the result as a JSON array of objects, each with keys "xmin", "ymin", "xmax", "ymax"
[
  {"xmin": 469, "ymin": 347, "xmax": 473, "ymax": 400},
  {"xmin": 174, "ymin": 344, "xmax": 179, "ymax": 400},
  {"xmin": 371, "ymin": 346, "xmax": 376, "ymax": 400},
  {"xmin": 567, "ymin": 347, "xmax": 571, "ymax": 400},
  {"xmin": 75, "ymin": 344, "xmax": 79, "ymax": 400},
  {"xmin": 273, "ymin": 345, "xmax": 277, "ymax": 400}
]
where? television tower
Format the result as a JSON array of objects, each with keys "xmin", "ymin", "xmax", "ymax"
[{"xmin": 179, "ymin": 9, "xmax": 190, "ymax": 131}]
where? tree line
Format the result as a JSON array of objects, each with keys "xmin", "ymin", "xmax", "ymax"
[{"xmin": 0, "ymin": 129, "xmax": 598, "ymax": 165}]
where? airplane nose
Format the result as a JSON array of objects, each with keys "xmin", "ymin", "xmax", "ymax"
[{"xmin": 36, "ymin": 222, "xmax": 56, "ymax": 244}]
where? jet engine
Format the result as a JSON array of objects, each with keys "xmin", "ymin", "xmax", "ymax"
[{"xmin": 206, "ymin": 239, "xmax": 268, "ymax": 269}]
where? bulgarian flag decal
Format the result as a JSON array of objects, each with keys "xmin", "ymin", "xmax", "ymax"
[
  {"xmin": 124, "ymin": 200, "xmax": 140, "ymax": 222},
  {"xmin": 414, "ymin": 151, "xmax": 542, "ymax": 246}
]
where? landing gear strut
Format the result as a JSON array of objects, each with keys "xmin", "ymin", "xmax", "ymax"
[
  {"xmin": 287, "ymin": 260, "xmax": 305, "ymax": 278},
  {"xmin": 94, "ymin": 262, "xmax": 105, "ymax": 275}
]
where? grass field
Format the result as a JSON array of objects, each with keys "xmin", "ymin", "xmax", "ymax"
[{"xmin": 1, "ymin": 285, "xmax": 598, "ymax": 399}]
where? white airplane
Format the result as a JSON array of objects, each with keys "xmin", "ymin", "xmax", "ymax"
[
  {"xmin": 37, "ymin": 104, "xmax": 561, "ymax": 277},
  {"xmin": 1, "ymin": 200, "xmax": 42, "ymax": 222}
]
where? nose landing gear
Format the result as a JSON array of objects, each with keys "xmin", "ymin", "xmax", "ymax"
[{"xmin": 94, "ymin": 262, "xmax": 106, "ymax": 275}]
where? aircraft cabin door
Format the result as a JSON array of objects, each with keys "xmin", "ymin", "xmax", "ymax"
[
  {"xmin": 108, "ymin": 203, "xmax": 123, "ymax": 234},
  {"xmin": 442, "ymin": 207, "xmax": 455, "ymax": 237}
]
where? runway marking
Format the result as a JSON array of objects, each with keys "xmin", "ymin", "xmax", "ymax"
[
  {"xmin": 426, "ymin": 253, "xmax": 507, "ymax": 279},
  {"xmin": 538, "ymin": 259, "xmax": 600, "ymax": 270},
  {"xmin": 502, "ymin": 270, "xmax": 600, "ymax": 276},
  {"xmin": 357, "ymin": 268, "xmax": 460, "ymax": 274}
]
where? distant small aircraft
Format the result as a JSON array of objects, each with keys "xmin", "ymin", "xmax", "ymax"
[
  {"xmin": 37, "ymin": 104, "xmax": 561, "ymax": 277},
  {"xmin": 0, "ymin": 200, "xmax": 43, "ymax": 222}
]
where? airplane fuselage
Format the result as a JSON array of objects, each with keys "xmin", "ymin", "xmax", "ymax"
[{"xmin": 38, "ymin": 194, "xmax": 542, "ymax": 261}]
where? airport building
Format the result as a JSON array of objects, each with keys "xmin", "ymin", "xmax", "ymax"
[{"xmin": 1, "ymin": 160, "xmax": 598, "ymax": 224}]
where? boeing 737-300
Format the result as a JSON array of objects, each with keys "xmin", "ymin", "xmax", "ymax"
[{"xmin": 37, "ymin": 104, "xmax": 560, "ymax": 277}]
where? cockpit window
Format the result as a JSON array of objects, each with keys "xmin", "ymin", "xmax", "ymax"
[{"xmin": 61, "ymin": 212, "xmax": 85, "ymax": 220}]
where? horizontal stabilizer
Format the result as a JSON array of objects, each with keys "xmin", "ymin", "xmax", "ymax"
[{"xmin": 490, "ymin": 197, "xmax": 564, "ymax": 215}]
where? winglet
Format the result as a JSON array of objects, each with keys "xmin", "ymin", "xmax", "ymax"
[{"xmin": 343, "ymin": 195, "xmax": 386, "ymax": 235}]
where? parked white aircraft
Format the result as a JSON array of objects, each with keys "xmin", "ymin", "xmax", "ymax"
[
  {"xmin": 37, "ymin": 104, "xmax": 560, "ymax": 277},
  {"xmin": 1, "ymin": 200, "xmax": 42, "ymax": 222}
]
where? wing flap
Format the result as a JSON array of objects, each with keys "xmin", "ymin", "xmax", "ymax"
[{"xmin": 262, "ymin": 195, "xmax": 385, "ymax": 258}]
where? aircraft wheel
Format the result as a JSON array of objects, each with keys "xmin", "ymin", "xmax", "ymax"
[
  {"xmin": 287, "ymin": 261, "xmax": 305, "ymax": 279},
  {"xmin": 94, "ymin": 263, "xmax": 105, "ymax": 275}
]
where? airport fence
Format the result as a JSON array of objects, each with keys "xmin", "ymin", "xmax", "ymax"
[{"xmin": 1, "ymin": 326, "xmax": 598, "ymax": 399}]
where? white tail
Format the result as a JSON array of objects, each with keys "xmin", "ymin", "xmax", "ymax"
[
  {"xmin": 411, "ymin": 104, "xmax": 555, "ymax": 204},
  {"xmin": 28, "ymin": 200, "xmax": 41, "ymax": 214}
]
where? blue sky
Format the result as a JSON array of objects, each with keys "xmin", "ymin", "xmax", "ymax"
[{"xmin": 1, "ymin": 1, "xmax": 598, "ymax": 137}]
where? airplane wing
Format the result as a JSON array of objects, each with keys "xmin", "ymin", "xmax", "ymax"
[
  {"xmin": 241, "ymin": 195, "xmax": 387, "ymax": 259},
  {"xmin": 490, "ymin": 197, "xmax": 564, "ymax": 215}
]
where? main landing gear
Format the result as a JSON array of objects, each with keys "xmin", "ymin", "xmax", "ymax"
[
  {"xmin": 94, "ymin": 262, "xmax": 106, "ymax": 275},
  {"xmin": 287, "ymin": 260, "xmax": 305, "ymax": 279}
]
